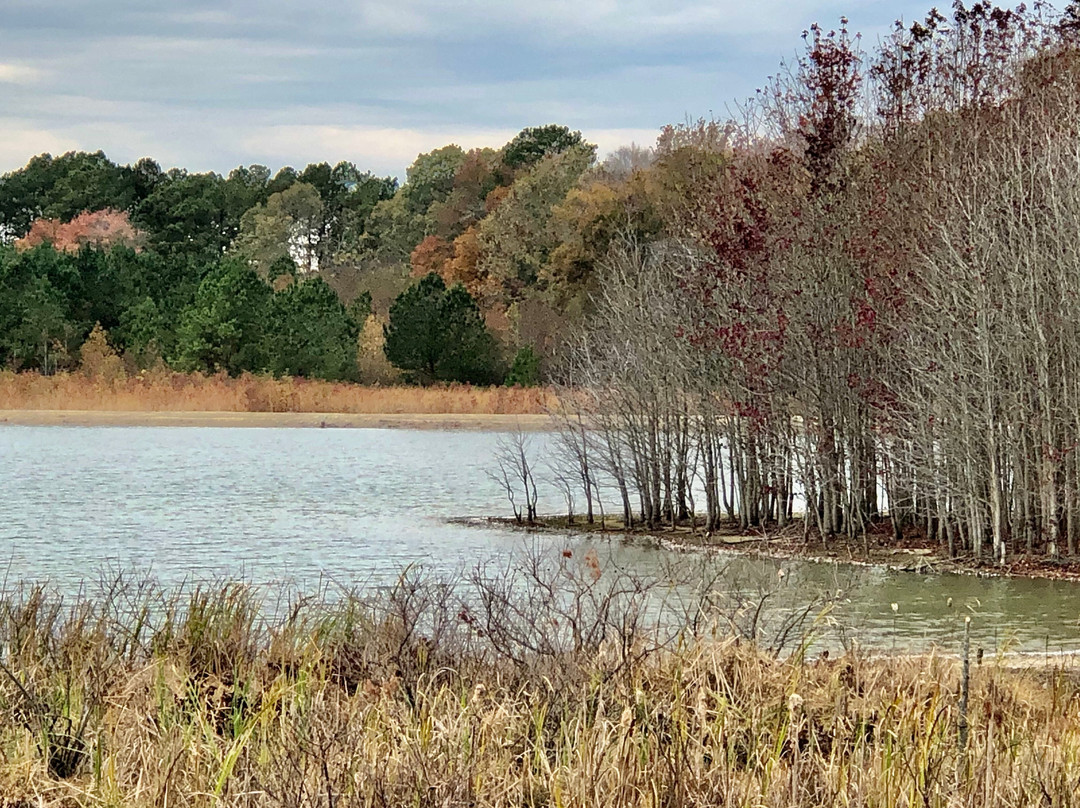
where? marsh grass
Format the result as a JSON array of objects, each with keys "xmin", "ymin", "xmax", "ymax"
[
  {"xmin": 0, "ymin": 557, "xmax": 1076, "ymax": 807},
  {"xmin": 0, "ymin": 370, "xmax": 553, "ymax": 415}
]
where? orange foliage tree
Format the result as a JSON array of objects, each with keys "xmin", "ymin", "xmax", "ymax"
[
  {"xmin": 409, "ymin": 235, "xmax": 455, "ymax": 278},
  {"xmin": 15, "ymin": 209, "xmax": 142, "ymax": 253}
]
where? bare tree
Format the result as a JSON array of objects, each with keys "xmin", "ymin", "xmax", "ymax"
[
  {"xmin": 541, "ymin": 4, "xmax": 1080, "ymax": 568},
  {"xmin": 488, "ymin": 428, "xmax": 539, "ymax": 524}
]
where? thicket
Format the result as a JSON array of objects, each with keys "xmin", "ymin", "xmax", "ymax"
[{"xmin": 541, "ymin": 2, "xmax": 1080, "ymax": 564}]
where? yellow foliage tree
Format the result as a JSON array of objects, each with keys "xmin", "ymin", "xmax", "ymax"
[
  {"xmin": 79, "ymin": 323, "xmax": 126, "ymax": 384},
  {"xmin": 356, "ymin": 314, "xmax": 401, "ymax": 384}
]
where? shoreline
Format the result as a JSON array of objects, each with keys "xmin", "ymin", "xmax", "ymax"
[
  {"xmin": 0, "ymin": 409, "xmax": 554, "ymax": 430},
  {"xmin": 477, "ymin": 515, "xmax": 1080, "ymax": 584}
]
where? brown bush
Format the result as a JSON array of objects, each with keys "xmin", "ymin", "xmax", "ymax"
[{"xmin": 0, "ymin": 369, "xmax": 554, "ymax": 415}]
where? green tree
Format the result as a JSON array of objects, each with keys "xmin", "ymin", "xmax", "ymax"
[
  {"xmin": 267, "ymin": 166, "xmax": 299, "ymax": 196},
  {"xmin": 117, "ymin": 296, "xmax": 166, "ymax": 356},
  {"xmin": 402, "ymin": 145, "xmax": 467, "ymax": 215},
  {"xmin": 6, "ymin": 275, "xmax": 70, "ymax": 370},
  {"xmin": 0, "ymin": 245, "xmax": 86, "ymax": 359},
  {"xmin": 347, "ymin": 290, "xmax": 372, "ymax": 326},
  {"xmin": 235, "ymin": 182, "xmax": 325, "ymax": 276},
  {"xmin": 478, "ymin": 144, "xmax": 595, "ymax": 298},
  {"xmin": 364, "ymin": 192, "xmax": 428, "ymax": 262},
  {"xmin": 134, "ymin": 171, "xmax": 232, "ymax": 261},
  {"xmin": 223, "ymin": 164, "xmax": 271, "ymax": 223},
  {"xmin": 502, "ymin": 125, "xmax": 586, "ymax": 170},
  {"xmin": 263, "ymin": 277, "xmax": 359, "ymax": 380},
  {"xmin": 324, "ymin": 163, "xmax": 397, "ymax": 258},
  {"xmin": 505, "ymin": 345, "xmax": 541, "ymax": 387},
  {"xmin": 131, "ymin": 157, "xmax": 165, "ymax": 201},
  {"xmin": 174, "ymin": 259, "xmax": 271, "ymax": 374},
  {"xmin": 383, "ymin": 273, "xmax": 500, "ymax": 384},
  {"xmin": 103, "ymin": 246, "xmax": 201, "ymax": 356}
]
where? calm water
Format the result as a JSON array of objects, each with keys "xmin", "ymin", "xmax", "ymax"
[{"xmin": 2, "ymin": 424, "xmax": 1079, "ymax": 654}]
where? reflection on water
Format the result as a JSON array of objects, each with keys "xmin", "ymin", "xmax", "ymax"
[{"xmin": 1, "ymin": 424, "xmax": 1078, "ymax": 653}]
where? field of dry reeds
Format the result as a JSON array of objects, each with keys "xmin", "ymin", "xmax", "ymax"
[
  {"xmin": 0, "ymin": 370, "xmax": 553, "ymax": 416},
  {"xmin": 0, "ymin": 553, "xmax": 1076, "ymax": 808}
]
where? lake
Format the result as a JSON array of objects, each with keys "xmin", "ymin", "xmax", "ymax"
[{"xmin": 2, "ymin": 424, "xmax": 1079, "ymax": 654}]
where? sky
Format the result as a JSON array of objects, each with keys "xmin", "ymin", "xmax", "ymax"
[{"xmin": 1, "ymin": 0, "xmax": 936, "ymax": 180}]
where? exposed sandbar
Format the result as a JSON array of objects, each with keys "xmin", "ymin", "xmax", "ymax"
[{"xmin": 0, "ymin": 409, "xmax": 553, "ymax": 430}]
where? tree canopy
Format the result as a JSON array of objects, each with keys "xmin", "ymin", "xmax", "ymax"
[
  {"xmin": 502, "ymin": 125, "xmax": 586, "ymax": 170},
  {"xmin": 383, "ymin": 273, "xmax": 499, "ymax": 384},
  {"xmin": 0, "ymin": 122, "xmax": 634, "ymax": 384}
]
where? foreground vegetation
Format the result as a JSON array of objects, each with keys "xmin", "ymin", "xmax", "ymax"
[{"xmin": 0, "ymin": 557, "xmax": 1076, "ymax": 807}]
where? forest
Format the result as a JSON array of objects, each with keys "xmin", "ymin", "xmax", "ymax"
[
  {"xmin": 0, "ymin": 123, "xmax": 628, "ymax": 386},
  {"xmin": 7, "ymin": 2, "xmax": 1080, "ymax": 563}
]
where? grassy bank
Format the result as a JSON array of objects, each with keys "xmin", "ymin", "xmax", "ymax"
[
  {"xmin": 0, "ymin": 370, "xmax": 553, "ymax": 416},
  {"xmin": 0, "ymin": 561, "xmax": 1076, "ymax": 807}
]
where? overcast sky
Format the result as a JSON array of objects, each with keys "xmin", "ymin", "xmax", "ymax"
[{"xmin": 1, "ymin": 0, "xmax": 934, "ymax": 179}]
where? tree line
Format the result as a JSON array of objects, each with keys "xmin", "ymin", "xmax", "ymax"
[
  {"xmin": 538, "ymin": 1, "xmax": 1080, "ymax": 563},
  {"xmin": 0, "ymin": 125, "xmax": 661, "ymax": 383}
]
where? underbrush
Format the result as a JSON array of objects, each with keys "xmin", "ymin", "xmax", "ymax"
[
  {"xmin": 0, "ymin": 370, "xmax": 552, "ymax": 415},
  {"xmin": 0, "ymin": 556, "xmax": 1075, "ymax": 807}
]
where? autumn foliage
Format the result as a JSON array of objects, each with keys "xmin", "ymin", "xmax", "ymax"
[
  {"xmin": 408, "ymin": 234, "xmax": 454, "ymax": 278},
  {"xmin": 14, "ymin": 208, "xmax": 141, "ymax": 253}
]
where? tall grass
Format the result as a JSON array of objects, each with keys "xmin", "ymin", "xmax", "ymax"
[
  {"xmin": 0, "ymin": 370, "xmax": 553, "ymax": 415},
  {"xmin": 0, "ymin": 558, "xmax": 1076, "ymax": 807}
]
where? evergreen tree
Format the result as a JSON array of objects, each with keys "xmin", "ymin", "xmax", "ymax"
[
  {"xmin": 174, "ymin": 258, "xmax": 270, "ymax": 374},
  {"xmin": 505, "ymin": 345, "xmax": 541, "ymax": 387},
  {"xmin": 502, "ymin": 125, "xmax": 586, "ymax": 170},
  {"xmin": 264, "ymin": 277, "xmax": 359, "ymax": 380},
  {"xmin": 383, "ymin": 273, "xmax": 500, "ymax": 384}
]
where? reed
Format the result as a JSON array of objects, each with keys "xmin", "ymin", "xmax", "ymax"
[
  {"xmin": 0, "ymin": 559, "xmax": 1075, "ymax": 807},
  {"xmin": 0, "ymin": 370, "xmax": 553, "ymax": 415}
]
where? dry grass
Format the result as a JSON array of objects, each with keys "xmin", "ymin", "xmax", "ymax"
[
  {"xmin": 0, "ymin": 558, "xmax": 1077, "ymax": 807},
  {"xmin": 0, "ymin": 370, "xmax": 554, "ymax": 415}
]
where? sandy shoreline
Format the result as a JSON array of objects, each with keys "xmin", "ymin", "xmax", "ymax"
[{"xmin": 0, "ymin": 409, "xmax": 553, "ymax": 430}]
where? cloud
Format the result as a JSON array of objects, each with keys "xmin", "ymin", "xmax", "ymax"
[
  {"xmin": 242, "ymin": 124, "xmax": 666, "ymax": 174},
  {"xmin": 587, "ymin": 128, "xmax": 667, "ymax": 156},
  {"xmin": 0, "ymin": 63, "xmax": 42, "ymax": 84},
  {"xmin": 245, "ymin": 125, "xmax": 513, "ymax": 165},
  {"xmin": 0, "ymin": 0, "xmax": 938, "ymax": 176},
  {"xmin": 0, "ymin": 122, "xmax": 79, "ymax": 169}
]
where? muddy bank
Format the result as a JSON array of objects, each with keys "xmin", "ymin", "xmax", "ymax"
[{"xmin": 472, "ymin": 514, "xmax": 1080, "ymax": 583}]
